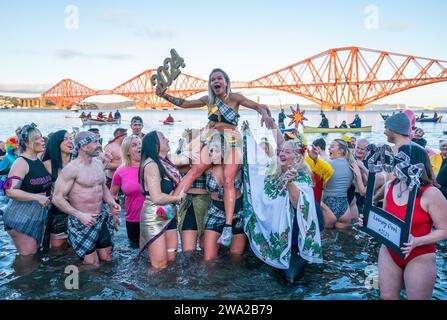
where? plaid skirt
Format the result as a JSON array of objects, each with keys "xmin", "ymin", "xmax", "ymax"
[
  {"xmin": 204, "ymin": 197, "xmax": 244, "ymax": 234},
  {"xmin": 67, "ymin": 204, "xmax": 114, "ymax": 258},
  {"xmin": 2, "ymin": 200, "xmax": 49, "ymax": 244}
]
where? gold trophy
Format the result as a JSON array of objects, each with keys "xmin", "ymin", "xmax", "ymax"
[{"xmin": 151, "ymin": 49, "xmax": 185, "ymax": 95}]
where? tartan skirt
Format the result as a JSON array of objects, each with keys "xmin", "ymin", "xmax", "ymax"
[
  {"xmin": 2, "ymin": 200, "xmax": 49, "ymax": 244},
  {"xmin": 67, "ymin": 204, "xmax": 114, "ymax": 258}
]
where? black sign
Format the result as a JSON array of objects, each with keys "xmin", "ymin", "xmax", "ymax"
[{"xmin": 361, "ymin": 145, "xmax": 421, "ymax": 258}]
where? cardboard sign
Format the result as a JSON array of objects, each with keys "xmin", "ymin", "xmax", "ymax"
[
  {"xmin": 151, "ymin": 49, "xmax": 185, "ymax": 95},
  {"xmin": 361, "ymin": 145, "xmax": 421, "ymax": 258}
]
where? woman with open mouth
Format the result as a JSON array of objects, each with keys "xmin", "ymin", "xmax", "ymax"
[{"xmin": 157, "ymin": 68, "xmax": 275, "ymax": 248}]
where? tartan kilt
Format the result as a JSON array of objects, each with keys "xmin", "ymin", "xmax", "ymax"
[
  {"xmin": 2, "ymin": 200, "xmax": 49, "ymax": 244},
  {"xmin": 67, "ymin": 204, "xmax": 114, "ymax": 258}
]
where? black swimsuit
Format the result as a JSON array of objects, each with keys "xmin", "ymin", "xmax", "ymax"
[
  {"xmin": 147, "ymin": 178, "xmax": 177, "ymax": 231},
  {"xmin": 208, "ymin": 113, "xmax": 234, "ymax": 125},
  {"xmin": 19, "ymin": 157, "xmax": 52, "ymax": 196}
]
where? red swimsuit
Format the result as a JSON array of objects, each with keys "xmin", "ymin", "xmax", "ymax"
[{"xmin": 384, "ymin": 184, "xmax": 435, "ymax": 269}]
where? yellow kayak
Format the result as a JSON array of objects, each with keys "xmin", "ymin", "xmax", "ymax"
[{"xmin": 303, "ymin": 126, "xmax": 372, "ymax": 134}]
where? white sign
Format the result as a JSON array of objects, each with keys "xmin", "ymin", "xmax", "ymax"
[{"xmin": 367, "ymin": 210, "xmax": 401, "ymax": 246}]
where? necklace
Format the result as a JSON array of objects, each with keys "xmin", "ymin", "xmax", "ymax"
[{"xmin": 397, "ymin": 183, "xmax": 408, "ymax": 198}]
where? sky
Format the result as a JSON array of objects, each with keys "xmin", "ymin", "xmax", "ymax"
[{"xmin": 1, "ymin": 0, "xmax": 447, "ymax": 107}]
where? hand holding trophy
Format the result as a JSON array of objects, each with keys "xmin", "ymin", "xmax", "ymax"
[{"xmin": 152, "ymin": 49, "xmax": 186, "ymax": 96}]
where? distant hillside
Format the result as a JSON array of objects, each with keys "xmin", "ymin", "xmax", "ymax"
[{"xmin": 0, "ymin": 95, "xmax": 20, "ymax": 109}]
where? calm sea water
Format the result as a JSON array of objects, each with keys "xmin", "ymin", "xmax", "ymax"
[{"xmin": 0, "ymin": 109, "xmax": 446, "ymax": 300}]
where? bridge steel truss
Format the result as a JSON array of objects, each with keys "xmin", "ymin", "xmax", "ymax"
[{"xmin": 36, "ymin": 47, "xmax": 447, "ymax": 110}]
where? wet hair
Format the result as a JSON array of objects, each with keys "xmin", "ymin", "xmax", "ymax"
[
  {"xmin": 139, "ymin": 131, "xmax": 164, "ymax": 185},
  {"xmin": 88, "ymin": 128, "xmax": 100, "ymax": 134},
  {"xmin": 313, "ymin": 138, "xmax": 326, "ymax": 151},
  {"xmin": 121, "ymin": 135, "xmax": 141, "ymax": 167},
  {"xmin": 393, "ymin": 143, "xmax": 437, "ymax": 192},
  {"xmin": 42, "ymin": 130, "xmax": 68, "ymax": 180},
  {"xmin": 208, "ymin": 68, "xmax": 232, "ymax": 106}
]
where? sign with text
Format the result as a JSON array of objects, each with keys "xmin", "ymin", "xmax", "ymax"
[
  {"xmin": 366, "ymin": 206, "xmax": 402, "ymax": 248},
  {"xmin": 151, "ymin": 49, "xmax": 185, "ymax": 95},
  {"xmin": 361, "ymin": 145, "xmax": 418, "ymax": 258}
]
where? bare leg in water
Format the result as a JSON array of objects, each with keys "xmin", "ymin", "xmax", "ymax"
[{"xmin": 217, "ymin": 147, "xmax": 241, "ymax": 246}]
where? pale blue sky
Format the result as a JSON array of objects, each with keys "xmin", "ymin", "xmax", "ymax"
[{"xmin": 1, "ymin": 0, "xmax": 446, "ymax": 106}]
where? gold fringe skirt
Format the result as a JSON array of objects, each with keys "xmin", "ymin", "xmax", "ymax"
[{"xmin": 139, "ymin": 198, "xmax": 176, "ymax": 254}]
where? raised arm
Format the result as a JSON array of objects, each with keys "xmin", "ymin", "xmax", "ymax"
[
  {"xmin": 271, "ymin": 122, "xmax": 285, "ymax": 151},
  {"xmin": 234, "ymin": 93, "xmax": 274, "ymax": 128},
  {"xmin": 351, "ymin": 162, "xmax": 367, "ymax": 196},
  {"xmin": 144, "ymin": 162, "xmax": 183, "ymax": 205},
  {"xmin": 158, "ymin": 88, "xmax": 208, "ymax": 109}
]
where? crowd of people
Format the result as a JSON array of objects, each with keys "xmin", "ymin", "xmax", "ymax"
[{"xmin": 1, "ymin": 68, "xmax": 447, "ymax": 300}]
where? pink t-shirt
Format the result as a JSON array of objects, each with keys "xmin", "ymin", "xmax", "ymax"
[{"xmin": 112, "ymin": 166, "xmax": 144, "ymax": 222}]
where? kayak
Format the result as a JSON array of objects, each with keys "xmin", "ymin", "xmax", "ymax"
[
  {"xmin": 163, "ymin": 120, "xmax": 174, "ymax": 125},
  {"xmin": 81, "ymin": 117, "xmax": 121, "ymax": 126},
  {"xmin": 303, "ymin": 126, "xmax": 372, "ymax": 133},
  {"xmin": 415, "ymin": 116, "xmax": 442, "ymax": 123}
]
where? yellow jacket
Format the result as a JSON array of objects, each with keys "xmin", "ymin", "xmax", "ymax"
[
  {"xmin": 306, "ymin": 155, "xmax": 334, "ymax": 184},
  {"xmin": 430, "ymin": 153, "xmax": 445, "ymax": 175}
]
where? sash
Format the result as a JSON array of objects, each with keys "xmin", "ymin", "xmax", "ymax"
[{"xmin": 208, "ymin": 95, "xmax": 240, "ymax": 126}]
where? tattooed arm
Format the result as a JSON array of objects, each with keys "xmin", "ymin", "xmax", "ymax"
[{"xmin": 160, "ymin": 93, "xmax": 208, "ymax": 109}]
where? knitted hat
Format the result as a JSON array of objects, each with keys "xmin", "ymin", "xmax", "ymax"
[{"xmin": 385, "ymin": 113, "xmax": 410, "ymax": 136}]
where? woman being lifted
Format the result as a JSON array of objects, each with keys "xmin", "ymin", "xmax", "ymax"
[{"xmin": 158, "ymin": 68, "xmax": 275, "ymax": 246}]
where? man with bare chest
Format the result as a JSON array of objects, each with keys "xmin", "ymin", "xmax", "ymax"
[
  {"xmin": 53, "ymin": 131, "xmax": 121, "ymax": 266},
  {"xmin": 104, "ymin": 128, "xmax": 127, "ymax": 188}
]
